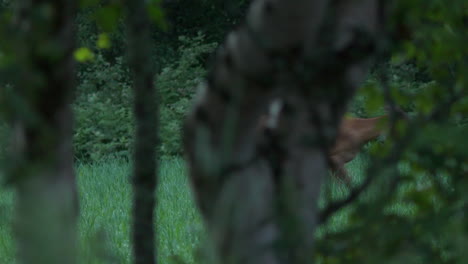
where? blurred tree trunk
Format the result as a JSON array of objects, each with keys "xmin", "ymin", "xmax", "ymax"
[
  {"xmin": 184, "ymin": 0, "xmax": 385, "ymax": 263},
  {"xmin": 125, "ymin": 0, "xmax": 159, "ymax": 263},
  {"xmin": 8, "ymin": 0, "xmax": 79, "ymax": 264}
]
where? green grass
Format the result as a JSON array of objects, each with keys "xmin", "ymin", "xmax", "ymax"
[
  {"xmin": 0, "ymin": 153, "xmax": 414, "ymax": 263},
  {"xmin": 78, "ymin": 157, "xmax": 204, "ymax": 263},
  {"xmin": 0, "ymin": 157, "xmax": 204, "ymax": 264},
  {"xmin": 0, "ymin": 184, "xmax": 14, "ymax": 263}
]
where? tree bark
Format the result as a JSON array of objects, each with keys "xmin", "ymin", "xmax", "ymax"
[
  {"xmin": 9, "ymin": 1, "xmax": 79, "ymax": 263},
  {"xmin": 124, "ymin": 0, "xmax": 159, "ymax": 263},
  {"xmin": 184, "ymin": 0, "xmax": 384, "ymax": 263}
]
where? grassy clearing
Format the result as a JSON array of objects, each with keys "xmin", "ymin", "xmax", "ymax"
[
  {"xmin": 77, "ymin": 157, "xmax": 203, "ymax": 263},
  {"xmin": 0, "ymin": 153, "xmax": 404, "ymax": 263},
  {"xmin": 0, "ymin": 157, "xmax": 203, "ymax": 264},
  {"xmin": 0, "ymin": 185, "xmax": 14, "ymax": 264}
]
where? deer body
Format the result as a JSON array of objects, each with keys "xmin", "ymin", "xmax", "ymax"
[
  {"xmin": 329, "ymin": 115, "xmax": 387, "ymax": 184},
  {"xmin": 257, "ymin": 111, "xmax": 388, "ymax": 185}
]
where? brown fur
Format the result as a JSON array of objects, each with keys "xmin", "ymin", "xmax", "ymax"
[
  {"xmin": 329, "ymin": 115, "xmax": 388, "ymax": 185},
  {"xmin": 258, "ymin": 114, "xmax": 388, "ymax": 185}
]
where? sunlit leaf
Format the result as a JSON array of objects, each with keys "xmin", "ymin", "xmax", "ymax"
[
  {"xmin": 74, "ymin": 47, "xmax": 94, "ymax": 62},
  {"xmin": 97, "ymin": 33, "xmax": 111, "ymax": 49},
  {"xmin": 147, "ymin": 3, "xmax": 168, "ymax": 30}
]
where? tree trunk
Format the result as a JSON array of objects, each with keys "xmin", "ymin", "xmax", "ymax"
[
  {"xmin": 183, "ymin": 0, "xmax": 384, "ymax": 263},
  {"xmin": 9, "ymin": 1, "xmax": 79, "ymax": 263},
  {"xmin": 125, "ymin": 0, "xmax": 159, "ymax": 263}
]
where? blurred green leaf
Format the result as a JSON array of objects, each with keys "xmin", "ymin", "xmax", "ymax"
[
  {"xmin": 74, "ymin": 47, "xmax": 94, "ymax": 62},
  {"xmin": 97, "ymin": 33, "xmax": 111, "ymax": 49},
  {"xmin": 94, "ymin": 5, "xmax": 122, "ymax": 32},
  {"xmin": 147, "ymin": 3, "xmax": 168, "ymax": 30},
  {"xmin": 79, "ymin": 0, "xmax": 99, "ymax": 8}
]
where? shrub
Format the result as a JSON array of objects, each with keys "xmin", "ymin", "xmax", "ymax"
[
  {"xmin": 74, "ymin": 93, "xmax": 133, "ymax": 161},
  {"xmin": 349, "ymin": 61, "xmax": 430, "ymax": 117},
  {"xmin": 158, "ymin": 33, "xmax": 217, "ymax": 155},
  {"xmin": 73, "ymin": 34, "xmax": 217, "ymax": 161}
]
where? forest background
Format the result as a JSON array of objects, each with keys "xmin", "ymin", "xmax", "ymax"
[
  {"xmin": 0, "ymin": 0, "xmax": 466, "ymax": 263},
  {"xmin": 0, "ymin": 0, "xmax": 462, "ymax": 161},
  {"xmin": 0, "ymin": 0, "xmax": 432, "ymax": 162}
]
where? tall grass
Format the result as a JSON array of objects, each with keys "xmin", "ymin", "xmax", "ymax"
[
  {"xmin": 77, "ymin": 157, "xmax": 203, "ymax": 263},
  {"xmin": 0, "ymin": 184, "xmax": 14, "ymax": 263},
  {"xmin": 0, "ymin": 153, "xmax": 393, "ymax": 263}
]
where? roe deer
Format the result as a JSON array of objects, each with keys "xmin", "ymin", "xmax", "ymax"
[
  {"xmin": 257, "ymin": 108, "xmax": 388, "ymax": 185},
  {"xmin": 328, "ymin": 115, "xmax": 387, "ymax": 185}
]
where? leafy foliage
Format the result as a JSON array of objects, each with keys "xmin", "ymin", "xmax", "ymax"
[
  {"xmin": 74, "ymin": 35, "xmax": 216, "ymax": 161},
  {"xmin": 315, "ymin": 1, "xmax": 468, "ymax": 263},
  {"xmin": 349, "ymin": 62, "xmax": 429, "ymax": 117},
  {"xmin": 158, "ymin": 34, "xmax": 217, "ymax": 155},
  {"xmin": 0, "ymin": 0, "xmax": 466, "ymax": 262},
  {"xmin": 74, "ymin": 54, "xmax": 133, "ymax": 161}
]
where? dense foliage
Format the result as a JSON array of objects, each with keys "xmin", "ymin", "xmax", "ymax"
[
  {"xmin": 3, "ymin": 0, "xmax": 442, "ymax": 162},
  {"xmin": 72, "ymin": 1, "xmax": 241, "ymax": 161},
  {"xmin": 315, "ymin": 1, "xmax": 468, "ymax": 263},
  {"xmin": 0, "ymin": 0, "xmax": 466, "ymax": 263},
  {"xmin": 74, "ymin": 34, "xmax": 216, "ymax": 160}
]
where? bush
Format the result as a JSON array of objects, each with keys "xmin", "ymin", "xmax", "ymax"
[
  {"xmin": 158, "ymin": 33, "xmax": 217, "ymax": 155},
  {"xmin": 73, "ymin": 34, "xmax": 217, "ymax": 162},
  {"xmin": 348, "ymin": 61, "xmax": 430, "ymax": 117},
  {"xmin": 74, "ymin": 54, "xmax": 133, "ymax": 161}
]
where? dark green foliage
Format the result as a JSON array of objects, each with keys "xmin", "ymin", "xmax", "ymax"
[
  {"xmin": 74, "ymin": 35, "xmax": 216, "ymax": 161},
  {"xmin": 74, "ymin": 54, "xmax": 133, "ymax": 161},
  {"xmin": 158, "ymin": 34, "xmax": 217, "ymax": 155},
  {"xmin": 315, "ymin": 0, "xmax": 468, "ymax": 263},
  {"xmin": 70, "ymin": 0, "xmax": 248, "ymax": 162},
  {"xmin": 349, "ymin": 62, "xmax": 429, "ymax": 117},
  {"xmin": 1, "ymin": 0, "xmax": 465, "ymax": 262},
  {"xmin": 161, "ymin": 0, "xmax": 248, "ymax": 43}
]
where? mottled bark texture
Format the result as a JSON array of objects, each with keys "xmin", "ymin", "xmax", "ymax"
[
  {"xmin": 184, "ymin": 0, "xmax": 384, "ymax": 263},
  {"xmin": 9, "ymin": 1, "xmax": 78, "ymax": 264},
  {"xmin": 125, "ymin": 0, "xmax": 159, "ymax": 263}
]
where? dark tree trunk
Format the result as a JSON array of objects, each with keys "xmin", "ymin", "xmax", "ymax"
[
  {"xmin": 183, "ymin": 0, "xmax": 385, "ymax": 263},
  {"xmin": 9, "ymin": 1, "xmax": 79, "ymax": 264},
  {"xmin": 125, "ymin": 0, "xmax": 159, "ymax": 263}
]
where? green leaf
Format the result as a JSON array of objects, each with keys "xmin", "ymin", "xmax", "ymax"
[
  {"xmin": 147, "ymin": 3, "xmax": 168, "ymax": 30},
  {"xmin": 94, "ymin": 5, "xmax": 121, "ymax": 32},
  {"xmin": 79, "ymin": 0, "xmax": 99, "ymax": 8},
  {"xmin": 74, "ymin": 47, "xmax": 94, "ymax": 62},
  {"xmin": 0, "ymin": 51, "xmax": 10, "ymax": 67},
  {"xmin": 97, "ymin": 33, "xmax": 111, "ymax": 49}
]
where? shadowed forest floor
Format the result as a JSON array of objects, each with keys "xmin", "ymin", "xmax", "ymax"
[{"xmin": 0, "ymin": 152, "xmax": 415, "ymax": 263}]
